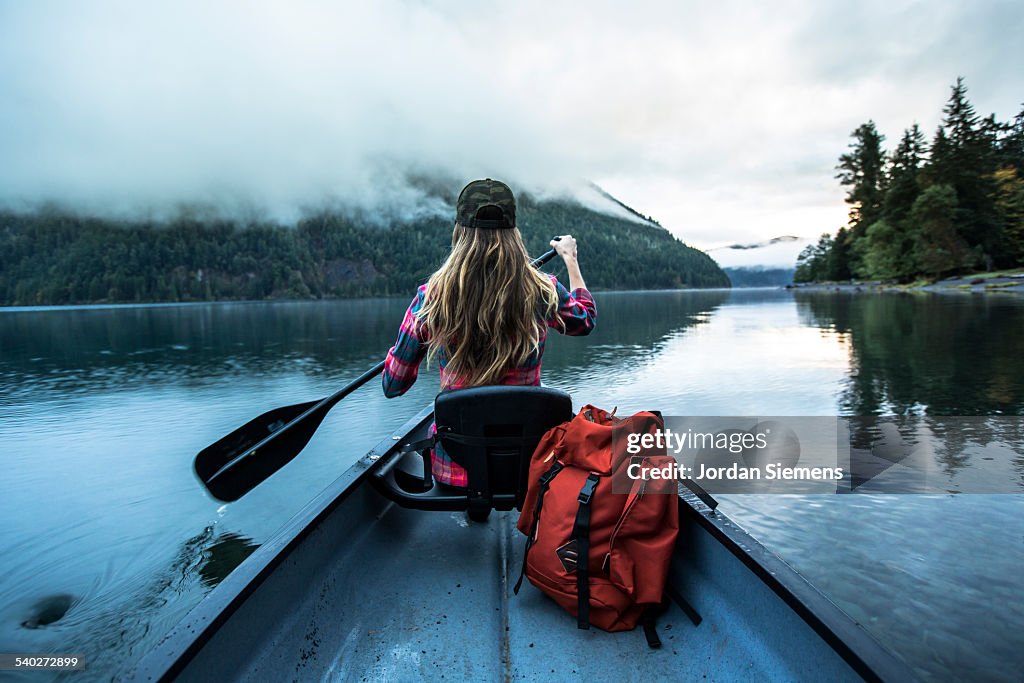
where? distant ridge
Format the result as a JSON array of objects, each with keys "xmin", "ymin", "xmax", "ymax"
[
  {"xmin": 722, "ymin": 266, "xmax": 795, "ymax": 288},
  {"xmin": 587, "ymin": 182, "xmax": 663, "ymax": 227},
  {"xmin": 0, "ymin": 186, "xmax": 728, "ymax": 305}
]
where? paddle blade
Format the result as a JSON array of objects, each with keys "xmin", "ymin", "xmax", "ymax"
[{"xmin": 194, "ymin": 399, "xmax": 323, "ymax": 501}]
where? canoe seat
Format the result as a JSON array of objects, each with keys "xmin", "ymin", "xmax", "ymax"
[{"xmin": 371, "ymin": 386, "xmax": 572, "ymax": 519}]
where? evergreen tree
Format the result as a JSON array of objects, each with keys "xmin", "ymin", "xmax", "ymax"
[
  {"xmin": 859, "ymin": 219, "xmax": 917, "ymax": 281},
  {"xmin": 994, "ymin": 167, "xmax": 1024, "ymax": 263},
  {"xmin": 855, "ymin": 124, "xmax": 930, "ymax": 281},
  {"xmin": 828, "ymin": 227, "xmax": 854, "ymax": 281},
  {"xmin": 794, "ymin": 234, "xmax": 835, "ymax": 283},
  {"xmin": 980, "ymin": 114, "xmax": 1006, "ymax": 164},
  {"xmin": 911, "ymin": 184, "xmax": 972, "ymax": 277},
  {"xmin": 936, "ymin": 77, "xmax": 1001, "ymax": 265},
  {"xmin": 794, "ymin": 243, "xmax": 813, "ymax": 283},
  {"xmin": 836, "ymin": 121, "xmax": 887, "ymax": 232},
  {"xmin": 836, "ymin": 121, "xmax": 887, "ymax": 277},
  {"xmin": 997, "ymin": 105, "xmax": 1024, "ymax": 173},
  {"xmin": 926, "ymin": 126, "xmax": 954, "ymax": 188},
  {"xmin": 883, "ymin": 124, "xmax": 928, "ymax": 225}
]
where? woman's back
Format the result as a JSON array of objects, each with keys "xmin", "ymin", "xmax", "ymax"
[{"xmin": 382, "ymin": 179, "xmax": 596, "ymax": 486}]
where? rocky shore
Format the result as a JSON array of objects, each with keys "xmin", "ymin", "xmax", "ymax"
[{"xmin": 786, "ymin": 270, "xmax": 1024, "ymax": 294}]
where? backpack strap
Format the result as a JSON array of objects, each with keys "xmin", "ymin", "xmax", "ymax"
[
  {"xmin": 572, "ymin": 473, "xmax": 601, "ymax": 630},
  {"xmin": 640, "ymin": 592, "xmax": 675, "ymax": 649},
  {"xmin": 513, "ymin": 461, "xmax": 564, "ymax": 595},
  {"xmin": 641, "ymin": 610, "xmax": 661, "ymax": 649}
]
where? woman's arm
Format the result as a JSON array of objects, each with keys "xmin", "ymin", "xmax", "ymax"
[
  {"xmin": 382, "ymin": 287, "xmax": 428, "ymax": 397},
  {"xmin": 551, "ymin": 235, "xmax": 587, "ymax": 292},
  {"xmin": 548, "ymin": 235, "xmax": 596, "ymax": 336}
]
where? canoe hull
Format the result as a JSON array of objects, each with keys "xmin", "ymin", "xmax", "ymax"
[{"xmin": 129, "ymin": 407, "xmax": 910, "ymax": 682}]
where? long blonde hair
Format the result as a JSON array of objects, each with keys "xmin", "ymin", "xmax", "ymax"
[{"xmin": 418, "ymin": 224, "xmax": 560, "ymax": 387}]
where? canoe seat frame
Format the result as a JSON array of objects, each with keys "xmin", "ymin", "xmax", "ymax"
[{"xmin": 371, "ymin": 385, "xmax": 573, "ymax": 518}]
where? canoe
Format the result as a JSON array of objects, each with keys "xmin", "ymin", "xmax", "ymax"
[{"xmin": 128, "ymin": 403, "xmax": 914, "ymax": 682}]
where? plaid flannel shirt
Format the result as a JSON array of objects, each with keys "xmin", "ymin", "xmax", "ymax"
[{"xmin": 382, "ymin": 275, "xmax": 596, "ymax": 486}]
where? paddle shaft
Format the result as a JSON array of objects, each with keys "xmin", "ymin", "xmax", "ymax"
[
  {"xmin": 201, "ymin": 360, "xmax": 385, "ymax": 485},
  {"xmin": 199, "ymin": 244, "xmax": 561, "ymax": 499}
]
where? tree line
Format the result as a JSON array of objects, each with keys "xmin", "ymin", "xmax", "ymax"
[
  {"xmin": 795, "ymin": 78, "xmax": 1024, "ymax": 283},
  {"xmin": 0, "ymin": 193, "xmax": 729, "ymax": 305}
]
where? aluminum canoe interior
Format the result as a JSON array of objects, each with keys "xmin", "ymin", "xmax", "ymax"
[{"xmin": 128, "ymin": 405, "xmax": 914, "ymax": 683}]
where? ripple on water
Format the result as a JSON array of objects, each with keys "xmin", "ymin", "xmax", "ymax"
[{"xmin": 0, "ymin": 521, "xmax": 261, "ymax": 681}]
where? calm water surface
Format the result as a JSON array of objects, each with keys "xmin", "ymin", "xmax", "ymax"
[{"xmin": 1, "ymin": 289, "xmax": 1023, "ymax": 681}]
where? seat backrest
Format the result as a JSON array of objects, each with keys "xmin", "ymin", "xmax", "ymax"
[{"xmin": 434, "ymin": 385, "xmax": 572, "ymax": 512}]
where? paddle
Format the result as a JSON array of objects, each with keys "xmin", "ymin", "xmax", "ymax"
[{"xmin": 195, "ymin": 242, "xmax": 563, "ymax": 502}]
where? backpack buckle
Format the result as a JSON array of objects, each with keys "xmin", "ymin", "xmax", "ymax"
[
  {"xmin": 539, "ymin": 461, "xmax": 564, "ymax": 486},
  {"xmin": 577, "ymin": 474, "xmax": 599, "ymax": 504}
]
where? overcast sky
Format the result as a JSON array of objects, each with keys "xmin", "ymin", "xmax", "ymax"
[{"xmin": 1, "ymin": 1, "xmax": 1022, "ymax": 266}]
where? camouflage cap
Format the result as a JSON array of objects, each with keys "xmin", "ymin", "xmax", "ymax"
[{"xmin": 456, "ymin": 178, "xmax": 516, "ymax": 229}]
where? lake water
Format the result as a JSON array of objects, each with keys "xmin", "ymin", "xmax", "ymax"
[{"xmin": 1, "ymin": 289, "xmax": 1023, "ymax": 682}]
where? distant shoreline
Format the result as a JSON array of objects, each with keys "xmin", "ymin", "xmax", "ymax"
[
  {"xmin": 0, "ymin": 285, "xmax": 737, "ymax": 312},
  {"xmin": 787, "ymin": 269, "xmax": 1024, "ymax": 294}
]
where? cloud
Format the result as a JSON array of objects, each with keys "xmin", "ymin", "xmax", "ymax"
[{"xmin": 1, "ymin": 1, "xmax": 1021, "ymax": 246}]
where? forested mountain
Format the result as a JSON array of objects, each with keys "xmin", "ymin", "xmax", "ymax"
[
  {"xmin": 0, "ymin": 190, "xmax": 728, "ymax": 305},
  {"xmin": 795, "ymin": 78, "xmax": 1024, "ymax": 283}
]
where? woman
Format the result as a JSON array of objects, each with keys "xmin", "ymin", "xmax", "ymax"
[{"xmin": 382, "ymin": 178, "xmax": 596, "ymax": 487}]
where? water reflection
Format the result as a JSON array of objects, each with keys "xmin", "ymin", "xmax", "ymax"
[
  {"xmin": 0, "ymin": 291, "xmax": 732, "ymax": 403},
  {"xmin": 541, "ymin": 289, "xmax": 729, "ymax": 387},
  {"xmin": 795, "ymin": 292, "xmax": 1024, "ymax": 415},
  {"xmin": 840, "ymin": 416, "xmax": 1024, "ymax": 491},
  {"xmin": 558, "ymin": 289, "xmax": 853, "ymax": 416},
  {"xmin": 198, "ymin": 533, "xmax": 259, "ymax": 588},
  {"xmin": 0, "ymin": 299, "xmax": 411, "ymax": 400}
]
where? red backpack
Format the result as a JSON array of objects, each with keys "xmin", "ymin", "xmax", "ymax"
[{"xmin": 514, "ymin": 405, "xmax": 679, "ymax": 638}]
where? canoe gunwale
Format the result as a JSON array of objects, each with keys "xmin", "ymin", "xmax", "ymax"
[{"xmin": 125, "ymin": 404, "xmax": 436, "ymax": 683}]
